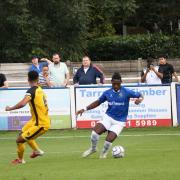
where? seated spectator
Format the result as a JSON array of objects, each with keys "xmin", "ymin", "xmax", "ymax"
[
  {"xmin": 73, "ymin": 56, "xmax": 104, "ymax": 85},
  {"xmin": 49, "ymin": 53, "xmax": 69, "ymax": 87},
  {"xmin": 0, "ymin": 73, "xmax": 8, "ymax": 88},
  {"xmin": 38, "ymin": 65, "xmax": 52, "ymax": 87},
  {"xmin": 158, "ymin": 55, "xmax": 179, "ymax": 84},
  {"xmin": 141, "ymin": 58, "xmax": 162, "ymax": 84},
  {"xmin": 29, "ymin": 56, "xmax": 52, "ymax": 74}
]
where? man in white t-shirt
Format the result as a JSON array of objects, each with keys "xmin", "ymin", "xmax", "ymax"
[
  {"xmin": 48, "ymin": 53, "xmax": 69, "ymax": 87},
  {"xmin": 141, "ymin": 58, "xmax": 163, "ymax": 84}
]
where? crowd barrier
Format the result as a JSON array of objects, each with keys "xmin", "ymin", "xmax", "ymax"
[{"xmin": 0, "ymin": 83, "xmax": 179, "ymax": 130}]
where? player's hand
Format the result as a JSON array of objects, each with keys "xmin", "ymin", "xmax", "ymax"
[
  {"xmin": 5, "ymin": 106, "xmax": 11, "ymax": 111},
  {"xmin": 76, "ymin": 109, "xmax": 85, "ymax": 116},
  {"xmin": 134, "ymin": 98, "xmax": 143, "ymax": 105}
]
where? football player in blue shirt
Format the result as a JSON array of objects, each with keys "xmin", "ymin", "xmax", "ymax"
[{"xmin": 76, "ymin": 72, "xmax": 144, "ymax": 158}]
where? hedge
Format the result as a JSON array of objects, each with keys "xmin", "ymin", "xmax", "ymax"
[{"xmin": 87, "ymin": 33, "xmax": 180, "ymax": 61}]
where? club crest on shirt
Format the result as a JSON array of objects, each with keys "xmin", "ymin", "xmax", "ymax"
[{"xmin": 119, "ymin": 92, "xmax": 123, "ymax": 97}]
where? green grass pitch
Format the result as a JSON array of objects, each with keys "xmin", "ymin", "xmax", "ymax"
[{"xmin": 0, "ymin": 127, "xmax": 180, "ymax": 180}]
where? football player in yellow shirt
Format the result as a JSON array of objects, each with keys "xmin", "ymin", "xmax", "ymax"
[{"xmin": 5, "ymin": 71, "xmax": 51, "ymax": 164}]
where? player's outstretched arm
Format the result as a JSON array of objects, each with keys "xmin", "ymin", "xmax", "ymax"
[
  {"xmin": 5, "ymin": 96, "xmax": 30, "ymax": 111},
  {"xmin": 76, "ymin": 100, "xmax": 101, "ymax": 116}
]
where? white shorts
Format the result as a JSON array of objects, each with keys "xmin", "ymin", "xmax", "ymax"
[{"xmin": 99, "ymin": 114, "xmax": 126, "ymax": 136}]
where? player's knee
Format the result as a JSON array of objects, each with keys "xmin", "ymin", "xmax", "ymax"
[
  {"xmin": 16, "ymin": 138, "xmax": 20, "ymax": 144},
  {"xmin": 93, "ymin": 123, "xmax": 106, "ymax": 135},
  {"xmin": 106, "ymin": 132, "xmax": 117, "ymax": 142},
  {"xmin": 16, "ymin": 136, "xmax": 26, "ymax": 144}
]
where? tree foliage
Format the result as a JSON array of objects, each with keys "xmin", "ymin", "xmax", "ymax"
[
  {"xmin": 0, "ymin": 0, "xmax": 179, "ymax": 62},
  {"xmin": 0, "ymin": 0, "xmax": 89, "ymax": 62},
  {"xmin": 88, "ymin": 33, "xmax": 180, "ymax": 60}
]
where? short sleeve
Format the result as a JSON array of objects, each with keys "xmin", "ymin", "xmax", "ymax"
[
  {"xmin": 127, "ymin": 89, "xmax": 142, "ymax": 98},
  {"xmin": 25, "ymin": 86, "xmax": 37, "ymax": 100},
  {"xmin": 64, "ymin": 63, "xmax": 69, "ymax": 74},
  {"xmin": 99, "ymin": 92, "xmax": 107, "ymax": 104},
  {"xmin": 158, "ymin": 66, "xmax": 163, "ymax": 73},
  {"xmin": 169, "ymin": 64, "xmax": 175, "ymax": 74}
]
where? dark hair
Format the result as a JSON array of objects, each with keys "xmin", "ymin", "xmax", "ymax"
[
  {"xmin": 147, "ymin": 57, "xmax": 154, "ymax": 68},
  {"xmin": 82, "ymin": 55, "xmax": 91, "ymax": 60},
  {"xmin": 31, "ymin": 55, "xmax": 39, "ymax": 60},
  {"xmin": 158, "ymin": 54, "xmax": 168, "ymax": 59},
  {"xmin": 147, "ymin": 57, "xmax": 154, "ymax": 64},
  {"xmin": 111, "ymin": 72, "xmax": 122, "ymax": 81},
  {"xmin": 42, "ymin": 64, "xmax": 48, "ymax": 68},
  {"xmin": 28, "ymin": 71, "xmax": 39, "ymax": 81},
  {"xmin": 52, "ymin": 53, "xmax": 60, "ymax": 57}
]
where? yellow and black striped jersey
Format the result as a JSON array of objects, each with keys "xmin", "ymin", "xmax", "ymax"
[{"xmin": 26, "ymin": 86, "xmax": 50, "ymax": 128}]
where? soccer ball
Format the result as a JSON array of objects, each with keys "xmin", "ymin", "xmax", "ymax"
[{"xmin": 112, "ymin": 146, "xmax": 125, "ymax": 158}]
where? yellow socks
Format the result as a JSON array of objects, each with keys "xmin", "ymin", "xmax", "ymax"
[
  {"xmin": 27, "ymin": 139, "xmax": 39, "ymax": 151},
  {"xmin": 17, "ymin": 143, "xmax": 25, "ymax": 160}
]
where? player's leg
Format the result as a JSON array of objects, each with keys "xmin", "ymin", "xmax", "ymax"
[
  {"xmin": 100, "ymin": 120, "xmax": 125, "ymax": 158},
  {"xmin": 28, "ymin": 128, "xmax": 48, "ymax": 158},
  {"xmin": 11, "ymin": 135, "xmax": 26, "ymax": 164},
  {"xmin": 82, "ymin": 123, "xmax": 107, "ymax": 157},
  {"xmin": 28, "ymin": 140, "xmax": 44, "ymax": 158},
  {"xmin": 11, "ymin": 121, "xmax": 32, "ymax": 164},
  {"xmin": 22, "ymin": 126, "xmax": 48, "ymax": 158},
  {"xmin": 82, "ymin": 114, "xmax": 110, "ymax": 157},
  {"xmin": 91, "ymin": 123, "xmax": 107, "ymax": 150}
]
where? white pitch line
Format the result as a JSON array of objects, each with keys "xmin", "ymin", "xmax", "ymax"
[
  {"xmin": 1, "ymin": 148, "xmax": 180, "ymax": 157},
  {"xmin": 0, "ymin": 133, "xmax": 180, "ymax": 140},
  {"xmin": 0, "ymin": 151, "xmax": 83, "ymax": 156}
]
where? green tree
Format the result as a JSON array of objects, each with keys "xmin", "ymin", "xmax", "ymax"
[
  {"xmin": 88, "ymin": 0, "xmax": 137, "ymax": 38},
  {"xmin": 0, "ymin": 0, "xmax": 90, "ymax": 62},
  {"xmin": 0, "ymin": 0, "xmax": 45, "ymax": 62},
  {"xmin": 128, "ymin": 0, "xmax": 180, "ymax": 33}
]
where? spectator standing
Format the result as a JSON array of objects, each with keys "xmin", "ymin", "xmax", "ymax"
[
  {"xmin": 73, "ymin": 56, "xmax": 104, "ymax": 85},
  {"xmin": 158, "ymin": 56, "xmax": 179, "ymax": 84},
  {"xmin": 0, "ymin": 73, "xmax": 8, "ymax": 88},
  {"xmin": 29, "ymin": 56, "xmax": 51, "ymax": 74},
  {"xmin": 141, "ymin": 58, "xmax": 162, "ymax": 84},
  {"xmin": 48, "ymin": 53, "xmax": 69, "ymax": 87},
  {"xmin": 38, "ymin": 65, "xmax": 52, "ymax": 87}
]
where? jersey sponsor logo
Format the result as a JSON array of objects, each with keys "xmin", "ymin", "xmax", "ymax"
[{"xmin": 108, "ymin": 101, "xmax": 125, "ymax": 106}]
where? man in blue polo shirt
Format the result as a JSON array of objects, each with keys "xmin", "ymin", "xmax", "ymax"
[{"xmin": 76, "ymin": 72, "xmax": 144, "ymax": 158}]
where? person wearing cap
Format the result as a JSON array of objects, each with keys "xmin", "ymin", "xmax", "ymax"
[
  {"xmin": 28, "ymin": 56, "xmax": 52, "ymax": 74},
  {"xmin": 76, "ymin": 72, "xmax": 144, "ymax": 159}
]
